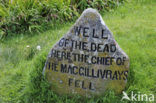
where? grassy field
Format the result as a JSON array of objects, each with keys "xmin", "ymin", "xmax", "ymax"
[{"xmin": 0, "ymin": 0, "xmax": 156, "ymax": 103}]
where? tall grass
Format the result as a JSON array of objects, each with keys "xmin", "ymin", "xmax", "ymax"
[{"xmin": 0, "ymin": 0, "xmax": 126, "ymax": 39}]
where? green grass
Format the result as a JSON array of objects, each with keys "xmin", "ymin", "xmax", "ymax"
[
  {"xmin": 0, "ymin": 0, "xmax": 124, "ymax": 37},
  {"xmin": 0, "ymin": 0, "xmax": 156, "ymax": 103}
]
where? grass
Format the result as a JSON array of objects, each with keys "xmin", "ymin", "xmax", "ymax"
[
  {"xmin": 0, "ymin": 0, "xmax": 124, "ymax": 37},
  {"xmin": 0, "ymin": 0, "xmax": 156, "ymax": 102}
]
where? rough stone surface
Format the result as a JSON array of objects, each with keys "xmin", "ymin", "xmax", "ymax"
[{"xmin": 43, "ymin": 8, "xmax": 129, "ymax": 97}]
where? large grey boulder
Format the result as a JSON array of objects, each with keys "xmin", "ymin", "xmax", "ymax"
[{"xmin": 43, "ymin": 8, "xmax": 129, "ymax": 97}]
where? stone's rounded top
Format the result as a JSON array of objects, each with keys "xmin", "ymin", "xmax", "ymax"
[
  {"xmin": 82, "ymin": 8, "xmax": 99, "ymax": 15},
  {"xmin": 75, "ymin": 8, "xmax": 102, "ymax": 26},
  {"xmin": 81, "ymin": 8, "xmax": 100, "ymax": 18}
]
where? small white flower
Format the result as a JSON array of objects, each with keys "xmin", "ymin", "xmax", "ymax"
[
  {"xmin": 26, "ymin": 45, "xmax": 30, "ymax": 48},
  {"xmin": 36, "ymin": 45, "xmax": 41, "ymax": 51},
  {"xmin": 11, "ymin": 0, "xmax": 13, "ymax": 4}
]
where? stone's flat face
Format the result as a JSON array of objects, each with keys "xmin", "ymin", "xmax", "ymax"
[{"xmin": 43, "ymin": 8, "xmax": 129, "ymax": 97}]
